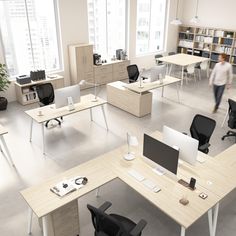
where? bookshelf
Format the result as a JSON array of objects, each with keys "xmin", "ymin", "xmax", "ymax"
[{"xmin": 177, "ymin": 25, "xmax": 236, "ymax": 73}]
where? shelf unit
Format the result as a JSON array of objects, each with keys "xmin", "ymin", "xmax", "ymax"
[
  {"xmin": 177, "ymin": 25, "xmax": 236, "ymax": 73},
  {"xmin": 15, "ymin": 75, "xmax": 64, "ymax": 105}
]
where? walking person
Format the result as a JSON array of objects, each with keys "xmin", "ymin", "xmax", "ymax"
[{"xmin": 209, "ymin": 53, "xmax": 233, "ymax": 113}]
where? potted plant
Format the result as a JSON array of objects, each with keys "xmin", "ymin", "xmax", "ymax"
[{"xmin": 0, "ymin": 63, "xmax": 11, "ymax": 110}]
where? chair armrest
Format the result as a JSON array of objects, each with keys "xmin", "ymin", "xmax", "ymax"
[
  {"xmin": 99, "ymin": 201, "xmax": 112, "ymax": 212},
  {"xmin": 199, "ymin": 143, "xmax": 210, "ymax": 152},
  {"xmin": 130, "ymin": 219, "xmax": 147, "ymax": 236}
]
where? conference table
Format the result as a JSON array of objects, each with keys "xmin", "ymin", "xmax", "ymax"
[
  {"xmin": 0, "ymin": 124, "xmax": 14, "ymax": 166},
  {"xmin": 25, "ymin": 94, "xmax": 108, "ymax": 155},
  {"xmin": 158, "ymin": 53, "xmax": 210, "ymax": 86},
  {"xmin": 20, "ymin": 129, "xmax": 236, "ymax": 236}
]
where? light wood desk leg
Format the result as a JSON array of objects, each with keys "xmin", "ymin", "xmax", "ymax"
[
  {"xmin": 29, "ymin": 118, "xmax": 33, "ymax": 142},
  {"xmin": 41, "ymin": 123, "xmax": 45, "ymax": 155},
  {"xmin": 101, "ymin": 105, "xmax": 108, "ymax": 131},
  {"xmin": 221, "ymin": 109, "xmax": 229, "ymax": 127},
  {"xmin": 208, "ymin": 208, "xmax": 213, "ymax": 236},
  {"xmin": 27, "ymin": 208, "xmax": 33, "ymax": 235},
  {"xmin": 180, "ymin": 226, "xmax": 185, "ymax": 236},
  {"xmin": 161, "ymin": 87, "xmax": 164, "ymax": 97},
  {"xmin": 96, "ymin": 187, "xmax": 100, "ymax": 197},
  {"xmin": 176, "ymin": 83, "xmax": 180, "ymax": 103},
  {"xmin": 90, "ymin": 108, "xmax": 93, "ymax": 121},
  {"xmin": 181, "ymin": 67, "xmax": 184, "ymax": 87},
  {"xmin": 212, "ymin": 203, "xmax": 219, "ymax": 236},
  {"xmin": 0, "ymin": 142, "xmax": 2, "ymax": 152},
  {"xmin": 42, "ymin": 216, "xmax": 50, "ymax": 236},
  {"xmin": 0, "ymin": 135, "xmax": 15, "ymax": 167}
]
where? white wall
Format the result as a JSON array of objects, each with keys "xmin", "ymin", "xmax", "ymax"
[
  {"xmin": 182, "ymin": 0, "xmax": 236, "ymax": 29},
  {"xmin": 2, "ymin": 0, "xmax": 182, "ymax": 102}
]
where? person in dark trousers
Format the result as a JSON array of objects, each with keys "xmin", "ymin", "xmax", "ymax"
[{"xmin": 209, "ymin": 53, "xmax": 233, "ymax": 113}]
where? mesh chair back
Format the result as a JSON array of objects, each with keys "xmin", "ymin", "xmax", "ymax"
[
  {"xmin": 127, "ymin": 65, "xmax": 139, "ymax": 83},
  {"xmin": 87, "ymin": 204, "xmax": 124, "ymax": 236},
  {"xmin": 155, "ymin": 54, "xmax": 163, "ymax": 65},
  {"xmin": 186, "ymin": 64, "xmax": 195, "ymax": 74},
  {"xmin": 200, "ymin": 61, "xmax": 208, "ymax": 70},
  {"xmin": 190, "ymin": 114, "xmax": 216, "ymax": 147},
  {"xmin": 228, "ymin": 99, "xmax": 236, "ymax": 129},
  {"xmin": 36, "ymin": 83, "xmax": 54, "ymax": 106}
]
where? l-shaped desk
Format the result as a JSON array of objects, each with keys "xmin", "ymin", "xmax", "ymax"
[{"xmin": 20, "ymin": 130, "xmax": 236, "ymax": 236}]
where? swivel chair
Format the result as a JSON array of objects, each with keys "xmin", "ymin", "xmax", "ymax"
[
  {"xmin": 222, "ymin": 99, "xmax": 236, "ymax": 142},
  {"xmin": 87, "ymin": 201, "xmax": 147, "ymax": 236},
  {"xmin": 189, "ymin": 114, "xmax": 216, "ymax": 154},
  {"xmin": 127, "ymin": 65, "xmax": 140, "ymax": 83},
  {"xmin": 35, "ymin": 83, "xmax": 62, "ymax": 128}
]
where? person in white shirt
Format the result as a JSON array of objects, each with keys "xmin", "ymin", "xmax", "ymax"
[{"xmin": 209, "ymin": 53, "xmax": 233, "ymax": 113}]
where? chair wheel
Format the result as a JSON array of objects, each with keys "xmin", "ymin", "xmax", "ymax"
[{"xmin": 221, "ymin": 137, "xmax": 224, "ymax": 140}]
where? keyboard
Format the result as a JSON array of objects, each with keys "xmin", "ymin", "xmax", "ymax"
[
  {"xmin": 128, "ymin": 169, "xmax": 145, "ymax": 182},
  {"xmin": 143, "ymin": 179, "xmax": 161, "ymax": 193}
]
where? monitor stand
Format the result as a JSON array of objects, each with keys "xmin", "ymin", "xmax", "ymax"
[{"xmin": 152, "ymin": 167, "xmax": 165, "ymax": 176}]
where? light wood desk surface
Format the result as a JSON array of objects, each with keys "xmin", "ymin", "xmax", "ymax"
[
  {"xmin": 159, "ymin": 53, "xmax": 209, "ymax": 67},
  {"xmin": 20, "ymin": 155, "xmax": 117, "ymax": 218},
  {"xmin": 0, "ymin": 124, "xmax": 8, "ymax": 135},
  {"xmin": 123, "ymin": 76, "xmax": 181, "ymax": 94},
  {"xmin": 25, "ymin": 94, "xmax": 107, "ymax": 123}
]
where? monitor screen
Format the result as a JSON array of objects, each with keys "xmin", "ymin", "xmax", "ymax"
[
  {"xmin": 162, "ymin": 126, "xmax": 199, "ymax": 165},
  {"xmin": 54, "ymin": 85, "xmax": 80, "ymax": 108},
  {"xmin": 143, "ymin": 134, "xmax": 179, "ymax": 175}
]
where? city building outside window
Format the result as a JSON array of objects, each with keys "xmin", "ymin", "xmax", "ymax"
[
  {"xmin": 0, "ymin": 0, "xmax": 61, "ymax": 77},
  {"xmin": 136, "ymin": 0, "xmax": 167, "ymax": 55}
]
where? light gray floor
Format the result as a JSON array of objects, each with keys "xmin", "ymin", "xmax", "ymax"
[{"xmin": 0, "ymin": 74, "xmax": 236, "ymax": 236}]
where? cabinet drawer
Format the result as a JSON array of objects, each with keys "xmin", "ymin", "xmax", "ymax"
[
  {"xmin": 113, "ymin": 61, "xmax": 130, "ymax": 72},
  {"xmin": 85, "ymin": 72, "xmax": 94, "ymax": 80},
  {"xmin": 113, "ymin": 70, "xmax": 128, "ymax": 81},
  {"xmin": 95, "ymin": 72, "xmax": 112, "ymax": 84},
  {"xmin": 94, "ymin": 65, "xmax": 112, "ymax": 76}
]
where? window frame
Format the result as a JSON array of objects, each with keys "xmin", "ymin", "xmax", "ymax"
[
  {"xmin": 135, "ymin": 0, "xmax": 168, "ymax": 56},
  {"xmin": 0, "ymin": 0, "xmax": 63, "ymax": 80}
]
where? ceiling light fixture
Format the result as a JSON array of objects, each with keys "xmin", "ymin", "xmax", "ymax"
[
  {"xmin": 171, "ymin": 0, "xmax": 182, "ymax": 25},
  {"xmin": 190, "ymin": 0, "xmax": 200, "ymax": 24}
]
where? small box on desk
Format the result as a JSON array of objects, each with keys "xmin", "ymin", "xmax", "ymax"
[{"xmin": 16, "ymin": 75, "xmax": 31, "ymax": 85}]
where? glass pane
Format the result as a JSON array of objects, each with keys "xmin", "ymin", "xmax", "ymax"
[
  {"xmin": 0, "ymin": 0, "xmax": 60, "ymax": 76},
  {"xmin": 106, "ymin": 0, "xmax": 126, "ymax": 57},
  {"xmin": 87, "ymin": 0, "xmax": 107, "ymax": 56}
]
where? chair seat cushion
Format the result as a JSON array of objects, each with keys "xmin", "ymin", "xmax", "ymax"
[{"xmin": 110, "ymin": 214, "xmax": 136, "ymax": 233}]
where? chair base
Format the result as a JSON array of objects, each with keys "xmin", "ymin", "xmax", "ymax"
[
  {"xmin": 45, "ymin": 118, "xmax": 62, "ymax": 128},
  {"xmin": 221, "ymin": 131, "xmax": 236, "ymax": 142}
]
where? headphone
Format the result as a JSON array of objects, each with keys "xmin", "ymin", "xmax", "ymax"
[{"xmin": 75, "ymin": 177, "xmax": 88, "ymax": 185}]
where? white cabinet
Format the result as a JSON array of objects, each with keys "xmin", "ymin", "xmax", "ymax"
[{"xmin": 69, "ymin": 44, "xmax": 94, "ymax": 88}]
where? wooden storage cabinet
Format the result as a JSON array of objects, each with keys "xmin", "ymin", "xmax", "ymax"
[
  {"xmin": 15, "ymin": 76, "xmax": 64, "ymax": 105},
  {"xmin": 69, "ymin": 44, "xmax": 94, "ymax": 88}
]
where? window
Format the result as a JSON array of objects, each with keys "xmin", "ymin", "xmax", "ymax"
[
  {"xmin": 136, "ymin": 0, "xmax": 167, "ymax": 55},
  {"xmin": 0, "ymin": 0, "xmax": 61, "ymax": 77},
  {"xmin": 87, "ymin": 0, "xmax": 127, "ymax": 58}
]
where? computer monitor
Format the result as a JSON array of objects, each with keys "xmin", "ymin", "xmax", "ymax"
[
  {"xmin": 162, "ymin": 126, "xmax": 199, "ymax": 165},
  {"xmin": 143, "ymin": 134, "xmax": 179, "ymax": 175},
  {"xmin": 54, "ymin": 85, "xmax": 80, "ymax": 109},
  {"xmin": 150, "ymin": 65, "xmax": 166, "ymax": 82}
]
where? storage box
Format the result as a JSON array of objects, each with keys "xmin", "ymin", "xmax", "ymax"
[{"xmin": 16, "ymin": 75, "xmax": 31, "ymax": 85}]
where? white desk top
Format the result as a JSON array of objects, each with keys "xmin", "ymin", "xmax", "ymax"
[
  {"xmin": 25, "ymin": 94, "xmax": 107, "ymax": 123},
  {"xmin": 123, "ymin": 76, "xmax": 181, "ymax": 93},
  {"xmin": 159, "ymin": 53, "xmax": 209, "ymax": 67},
  {"xmin": 0, "ymin": 124, "xmax": 7, "ymax": 136}
]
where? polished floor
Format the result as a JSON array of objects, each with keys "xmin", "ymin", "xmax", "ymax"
[{"xmin": 0, "ymin": 75, "xmax": 236, "ymax": 236}]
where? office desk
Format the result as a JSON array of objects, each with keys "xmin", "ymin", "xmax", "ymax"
[
  {"xmin": 0, "ymin": 124, "xmax": 14, "ymax": 166},
  {"xmin": 25, "ymin": 94, "xmax": 108, "ymax": 154},
  {"xmin": 21, "ymin": 142, "xmax": 221, "ymax": 236},
  {"xmin": 159, "ymin": 54, "xmax": 209, "ymax": 86},
  {"xmin": 123, "ymin": 75, "xmax": 181, "ymax": 102}
]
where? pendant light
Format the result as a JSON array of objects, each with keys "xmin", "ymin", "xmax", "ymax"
[
  {"xmin": 171, "ymin": 0, "xmax": 182, "ymax": 25},
  {"xmin": 190, "ymin": 0, "xmax": 200, "ymax": 24}
]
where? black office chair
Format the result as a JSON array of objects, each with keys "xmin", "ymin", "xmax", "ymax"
[
  {"xmin": 189, "ymin": 114, "xmax": 216, "ymax": 154},
  {"xmin": 154, "ymin": 54, "xmax": 164, "ymax": 65},
  {"xmin": 168, "ymin": 52, "xmax": 176, "ymax": 56},
  {"xmin": 127, "ymin": 65, "xmax": 140, "ymax": 83},
  {"xmin": 87, "ymin": 201, "xmax": 147, "ymax": 236},
  {"xmin": 35, "ymin": 83, "xmax": 62, "ymax": 128},
  {"xmin": 222, "ymin": 99, "xmax": 236, "ymax": 142}
]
